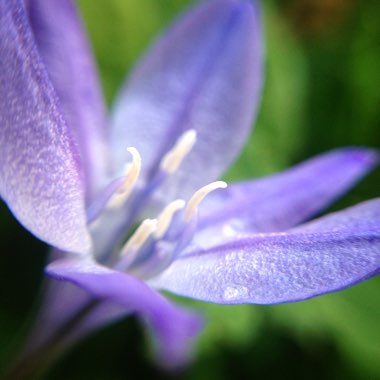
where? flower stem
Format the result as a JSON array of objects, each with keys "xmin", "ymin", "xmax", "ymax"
[{"xmin": 3, "ymin": 299, "xmax": 100, "ymax": 380}]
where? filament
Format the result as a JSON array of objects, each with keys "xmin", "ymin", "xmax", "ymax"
[
  {"xmin": 121, "ymin": 218, "xmax": 157, "ymax": 255},
  {"xmin": 108, "ymin": 147, "xmax": 141, "ymax": 208},
  {"xmin": 160, "ymin": 129, "xmax": 197, "ymax": 174},
  {"xmin": 155, "ymin": 199, "xmax": 186, "ymax": 238},
  {"xmin": 184, "ymin": 181, "xmax": 227, "ymax": 221}
]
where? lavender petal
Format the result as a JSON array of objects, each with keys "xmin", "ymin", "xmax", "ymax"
[
  {"xmin": 110, "ymin": 0, "xmax": 262, "ymax": 202},
  {"xmin": 150, "ymin": 199, "xmax": 380, "ymax": 304},
  {"xmin": 0, "ymin": 0, "xmax": 91, "ymax": 253},
  {"xmin": 198, "ymin": 148, "xmax": 378, "ymax": 238},
  {"xmin": 28, "ymin": 0, "xmax": 108, "ymax": 198},
  {"xmin": 46, "ymin": 258, "xmax": 203, "ymax": 367}
]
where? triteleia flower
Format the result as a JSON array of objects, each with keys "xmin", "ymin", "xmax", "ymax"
[{"xmin": 1, "ymin": 0, "xmax": 379, "ymax": 373}]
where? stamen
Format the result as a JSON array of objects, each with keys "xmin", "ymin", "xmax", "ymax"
[
  {"xmin": 108, "ymin": 147, "xmax": 141, "ymax": 208},
  {"xmin": 121, "ymin": 218, "xmax": 157, "ymax": 255},
  {"xmin": 118, "ymin": 147, "xmax": 141, "ymax": 194},
  {"xmin": 160, "ymin": 129, "xmax": 197, "ymax": 174},
  {"xmin": 155, "ymin": 199, "xmax": 186, "ymax": 239},
  {"xmin": 184, "ymin": 181, "xmax": 227, "ymax": 222}
]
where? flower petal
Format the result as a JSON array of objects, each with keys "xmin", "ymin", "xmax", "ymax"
[
  {"xmin": 198, "ymin": 148, "xmax": 378, "ymax": 236},
  {"xmin": 150, "ymin": 199, "xmax": 380, "ymax": 304},
  {"xmin": 0, "ymin": 0, "xmax": 91, "ymax": 253},
  {"xmin": 292, "ymin": 198, "xmax": 380, "ymax": 233},
  {"xmin": 28, "ymin": 0, "xmax": 108, "ymax": 198},
  {"xmin": 46, "ymin": 258, "xmax": 203, "ymax": 367},
  {"xmin": 110, "ymin": 0, "xmax": 262, "ymax": 201}
]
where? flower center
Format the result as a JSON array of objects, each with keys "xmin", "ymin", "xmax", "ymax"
[
  {"xmin": 88, "ymin": 129, "xmax": 227, "ymax": 278},
  {"xmin": 117, "ymin": 180, "xmax": 226, "ymax": 276}
]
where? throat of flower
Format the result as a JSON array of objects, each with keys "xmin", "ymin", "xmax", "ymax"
[
  {"xmin": 96, "ymin": 129, "xmax": 197, "ymax": 217},
  {"xmin": 88, "ymin": 129, "xmax": 227, "ymax": 275},
  {"xmin": 118, "ymin": 181, "xmax": 227, "ymax": 277}
]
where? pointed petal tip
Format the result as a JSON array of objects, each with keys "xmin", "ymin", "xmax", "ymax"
[
  {"xmin": 345, "ymin": 147, "xmax": 379, "ymax": 167},
  {"xmin": 223, "ymin": 0, "xmax": 263, "ymax": 32},
  {"xmin": 216, "ymin": 0, "xmax": 260, "ymax": 10},
  {"xmin": 151, "ymin": 305, "xmax": 204, "ymax": 370},
  {"xmin": 110, "ymin": 0, "xmax": 263, "ymax": 196},
  {"xmin": 211, "ymin": 0, "xmax": 262, "ymax": 28}
]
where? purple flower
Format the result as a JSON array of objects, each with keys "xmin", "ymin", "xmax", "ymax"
[{"xmin": 1, "ymin": 0, "xmax": 379, "ymax": 371}]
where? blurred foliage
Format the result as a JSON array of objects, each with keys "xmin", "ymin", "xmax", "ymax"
[{"xmin": 1, "ymin": 0, "xmax": 379, "ymax": 379}]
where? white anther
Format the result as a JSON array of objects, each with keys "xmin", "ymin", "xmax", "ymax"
[
  {"xmin": 121, "ymin": 218, "xmax": 157, "ymax": 255},
  {"xmin": 108, "ymin": 147, "xmax": 141, "ymax": 209},
  {"xmin": 160, "ymin": 129, "xmax": 197, "ymax": 174},
  {"xmin": 119, "ymin": 147, "xmax": 141, "ymax": 194},
  {"xmin": 184, "ymin": 181, "xmax": 227, "ymax": 222},
  {"xmin": 155, "ymin": 199, "xmax": 186, "ymax": 239}
]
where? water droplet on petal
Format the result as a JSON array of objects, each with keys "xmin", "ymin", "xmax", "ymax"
[{"xmin": 223, "ymin": 285, "xmax": 248, "ymax": 301}]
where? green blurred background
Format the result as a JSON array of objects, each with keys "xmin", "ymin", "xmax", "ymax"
[{"xmin": 0, "ymin": 0, "xmax": 379, "ymax": 379}]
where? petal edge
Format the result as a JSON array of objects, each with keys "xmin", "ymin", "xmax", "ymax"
[{"xmin": 0, "ymin": 0, "xmax": 91, "ymax": 253}]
